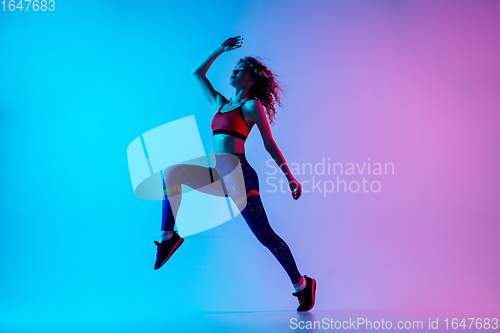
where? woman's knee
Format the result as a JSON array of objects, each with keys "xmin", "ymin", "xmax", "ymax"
[
  {"xmin": 163, "ymin": 165, "xmax": 189, "ymax": 186},
  {"xmin": 164, "ymin": 164, "xmax": 181, "ymax": 177},
  {"xmin": 163, "ymin": 165, "xmax": 176, "ymax": 182}
]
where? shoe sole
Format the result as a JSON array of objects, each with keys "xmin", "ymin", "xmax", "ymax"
[
  {"xmin": 155, "ymin": 237, "xmax": 184, "ymax": 270},
  {"xmin": 298, "ymin": 277, "xmax": 316, "ymax": 312}
]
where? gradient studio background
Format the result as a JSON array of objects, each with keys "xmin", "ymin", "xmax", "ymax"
[{"xmin": 1, "ymin": 0, "xmax": 499, "ymax": 331}]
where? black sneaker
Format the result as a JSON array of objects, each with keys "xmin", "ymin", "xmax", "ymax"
[
  {"xmin": 292, "ymin": 275, "xmax": 317, "ymax": 311},
  {"xmin": 153, "ymin": 231, "xmax": 184, "ymax": 270}
]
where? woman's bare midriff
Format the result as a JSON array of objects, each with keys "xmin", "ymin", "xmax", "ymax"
[{"xmin": 212, "ymin": 134, "xmax": 245, "ymax": 153}]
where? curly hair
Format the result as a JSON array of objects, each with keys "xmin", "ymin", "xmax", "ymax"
[{"xmin": 237, "ymin": 56, "xmax": 285, "ymax": 126}]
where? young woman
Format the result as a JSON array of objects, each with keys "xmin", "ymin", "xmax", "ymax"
[{"xmin": 154, "ymin": 36, "xmax": 316, "ymax": 311}]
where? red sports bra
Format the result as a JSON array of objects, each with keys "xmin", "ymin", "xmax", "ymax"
[{"xmin": 211, "ymin": 99, "xmax": 252, "ymax": 141}]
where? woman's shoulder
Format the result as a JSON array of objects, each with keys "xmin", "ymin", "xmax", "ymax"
[
  {"xmin": 242, "ymin": 98, "xmax": 263, "ymax": 109},
  {"xmin": 243, "ymin": 98, "xmax": 262, "ymax": 106}
]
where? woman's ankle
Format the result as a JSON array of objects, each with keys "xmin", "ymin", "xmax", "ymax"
[
  {"xmin": 293, "ymin": 275, "xmax": 306, "ymax": 292},
  {"xmin": 160, "ymin": 231, "xmax": 174, "ymax": 241}
]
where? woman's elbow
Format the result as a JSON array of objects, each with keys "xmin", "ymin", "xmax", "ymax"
[{"xmin": 191, "ymin": 68, "xmax": 201, "ymax": 75}]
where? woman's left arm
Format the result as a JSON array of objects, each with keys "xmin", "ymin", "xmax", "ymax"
[{"xmin": 246, "ymin": 100, "xmax": 302, "ymax": 200}]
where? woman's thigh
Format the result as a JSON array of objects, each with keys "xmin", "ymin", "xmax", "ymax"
[
  {"xmin": 163, "ymin": 163, "xmax": 226, "ymax": 197},
  {"xmin": 219, "ymin": 160, "xmax": 260, "ymax": 213}
]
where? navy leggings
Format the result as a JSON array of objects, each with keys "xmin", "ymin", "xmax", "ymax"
[{"xmin": 161, "ymin": 152, "xmax": 302, "ymax": 285}]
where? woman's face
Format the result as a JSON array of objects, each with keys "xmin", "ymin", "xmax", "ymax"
[{"xmin": 230, "ymin": 63, "xmax": 254, "ymax": 88}]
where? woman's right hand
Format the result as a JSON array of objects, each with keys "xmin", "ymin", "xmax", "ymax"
[
  {"xmin": 220, "ymin": 36, "xmax": 243, "ymax": 52},
  {"xmin": 289, "ymin": 178, "xmax": 303, "ymax": 201}
]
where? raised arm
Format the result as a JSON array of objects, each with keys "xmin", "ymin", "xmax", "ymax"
[
  {"xmin": 245, "ymin": 100, "xmax": 303, "ymax": 200},
  {"xmin": 191, "ymin": 36, "xmax": 243, "ymax": 110}
]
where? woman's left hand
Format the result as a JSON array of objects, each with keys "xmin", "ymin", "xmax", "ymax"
[
  {"xmin": 220, "ymin": 36, "xmax": 243, "ymax": 52},
  {"xmin": 289, "ymin": 178, "xmax": 302, "ymax": 200}
]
